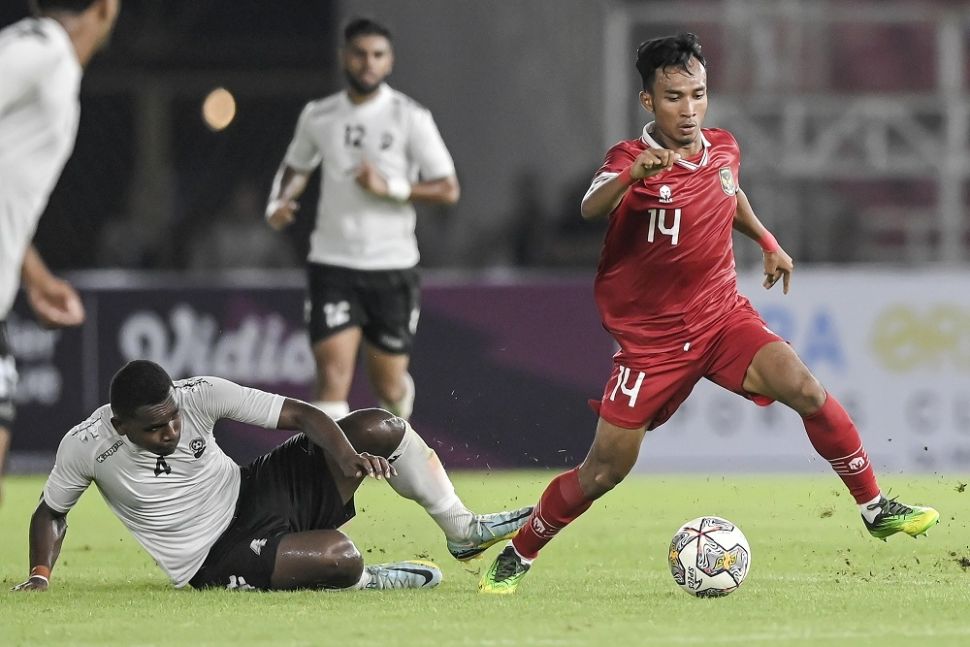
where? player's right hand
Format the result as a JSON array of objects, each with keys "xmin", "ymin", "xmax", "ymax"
[
  {"xmin": 629, "ymin": 148, "xmax": 682, "ymax": 179},
  {"xmin": 11, "ymin": 576, "xmax": 49, "ymax": 592},
  {"xmin": 346, "ymin": 452, "xmax": 396, "ymax": 481},
  {"xmin": 265, "ymin": 199, "xmax": 299, "ymax": 231}
]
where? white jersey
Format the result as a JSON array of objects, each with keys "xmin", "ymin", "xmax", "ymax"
[
  {"xmin": 284, "ymin": 83, "xmax": 455, "ymax": 270},
  {"xmin": 0, "ymin": 17, "xmax": 82, "ymax": 319},
  {"xmin": 42, "ymin": 377, "xmax": 285, "ymax": 587}
]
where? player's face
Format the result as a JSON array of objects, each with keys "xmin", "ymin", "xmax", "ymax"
[
  {"xmin": 640, "ymin": 57, "xmax": 708, "ymax": 154},
  {"xmin": 116, "ymin": 392, "xmax": 182, "ymax": 456},
  {"xmin": 342, "ymin": 34, "xmax": 394, "ymax": 96}
]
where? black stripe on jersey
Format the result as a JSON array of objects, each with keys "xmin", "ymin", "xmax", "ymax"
[
  {"xmin": 68, "ymin": 413, "xmax": 101, "ymax": 438},
  {"xmin": 174, "ymin": 377, "xmax": 213, "ymax": 392}
]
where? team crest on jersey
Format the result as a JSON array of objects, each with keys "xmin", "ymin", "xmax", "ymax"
[
  {"xmin": 658, "ymin": 185, "xmax": 673, "ymax": 204},
  {"xmin": 190, "ymin": 438, "xmax": 207, "ymax": 458},
  {"xmin": 719, "ymin": 167, "xmax": 737, "ymax": 195}
]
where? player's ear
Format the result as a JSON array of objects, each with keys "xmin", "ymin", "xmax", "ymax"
[
  {"xmin": 110, "ymin": 416, "xmax": 127, "ymax": 436},
  {"xmin": 639, "ymin": 90, "xmax": 653, "ymax": 113}
]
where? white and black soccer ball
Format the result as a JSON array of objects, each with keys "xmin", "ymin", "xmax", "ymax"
[{"xmin": 668, "ymin": 516, "xmax": 751, "ymax": 597}]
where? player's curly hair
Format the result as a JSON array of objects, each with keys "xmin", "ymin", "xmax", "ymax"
[
  {"xmin": 635, "ymin": 32, "xmax": 706, "ymax": 92},
  {"xmin": 343, "ymin": 17, "xmax": 392, "ymax": 44},
  {"xmin": 31, "ymin": 0, "xmax": 99, "ymax": 14},
  {"xmin": 110, "ymin": 360, "xmax": 174, "ymax": 419}
]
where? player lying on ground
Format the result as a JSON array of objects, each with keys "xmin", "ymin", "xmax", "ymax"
[
  {"xmin": 13, "ymin": 360, "xmax": 530, "ymax": 592},
  {"xmin": 480, "ymin": 33, "xmax": 939, "ymax": 595}
]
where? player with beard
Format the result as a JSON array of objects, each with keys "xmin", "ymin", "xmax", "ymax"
[{"xmin": 265, "ymin": 17, "xmax": 460, "ymax": 424}]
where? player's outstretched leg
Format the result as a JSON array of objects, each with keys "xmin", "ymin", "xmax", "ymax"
[
  {"xmin": 339, "ymin": 410, "xmax": 532, "ymax": 558},
  {"xmin": 357, "ymin": 560, "xmax": 442, "ymax": 590},
  {"xmin": 862, "ymin": 496, "xmax": 940, "ymax": 541}
]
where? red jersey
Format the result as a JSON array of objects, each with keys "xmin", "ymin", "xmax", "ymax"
[{"xmin": 592, "ymin": 124, "xmax": 749, "ymax": 361}]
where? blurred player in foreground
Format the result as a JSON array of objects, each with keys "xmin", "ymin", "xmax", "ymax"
[
  {"xmin": 266, "ymin": 17, "xmax": 460, "ymax": 423},
  {"xmin": 480, "ymin": 33, "xmax": 939, "ymax": 595},
  {"xmin": 13, "ymin": 360, "xmax": 530, "ymax": 591},
  {"xmin": 0, "ymin": 0, "xmax": 121, "ymax": 503}
]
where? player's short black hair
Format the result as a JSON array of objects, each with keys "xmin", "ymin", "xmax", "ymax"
[
  {"xmin": 343, "ymin": 17, "xmax": 392, "ymax": 44},
  {"xmin": 635, "ymin": 32, "xmax": 706, "ymax": 92},
  {"xmin": 109, "ymin": 360, "xmax": 173, "ymax": 419},
  {"xmin": 30, "ymin": 0, "xmax": 99, "ymax": 15}
]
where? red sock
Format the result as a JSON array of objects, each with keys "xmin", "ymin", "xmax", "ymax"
[
  {"xmin": 803, "ymin": 393, "xmax": 880, "ymax": 503},
  {"xmin": 512, "ymin": 467, "xmax": 594, "ymax": 560}
]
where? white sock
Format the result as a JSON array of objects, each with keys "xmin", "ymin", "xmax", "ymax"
[
  {"xmin": 386, "ymin": 421, "xmax": 475, "ymax": 541},
  {"xmin": 511, "ymin": 544, "xmax": 534, "ymax": 565},
  {"xmin": 312, "ymin": 400, "xmax": 350, "ymax": 420},
  {"xmin": 349, "ymin": 568, "xmax": 372, "ymax": 590},
  {"xmin": 379, "ymin": 373, "xmax": 415, "ymax": 420},
  {"xmin": 859, "ymin": 493, "xmax": 884, "ymax": 523}
]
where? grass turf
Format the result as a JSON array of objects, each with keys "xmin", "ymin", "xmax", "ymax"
[{"xmin": 1, "ymin": 471, "xmax": 968, "ymax": 646}]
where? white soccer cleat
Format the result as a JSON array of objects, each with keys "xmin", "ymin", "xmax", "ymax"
[
  {"xmin": 362, "ymin": 560, "xmax": 442, "ymax": 590},
  {"xmin": 447, "ymin": 506, "xmax": 534, "ymax": 561}
]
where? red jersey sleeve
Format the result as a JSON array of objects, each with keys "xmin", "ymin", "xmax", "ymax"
[{"xmin": 594, "ymin": 140, "xmax": 641, "ymax": 177}]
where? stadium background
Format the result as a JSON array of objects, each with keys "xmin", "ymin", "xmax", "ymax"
[{"xmin": 2, "ymin": 0, "xmax": 969, "ymax": 476}]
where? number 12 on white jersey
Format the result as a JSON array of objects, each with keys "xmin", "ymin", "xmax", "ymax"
[{"xmin": 647, "ymin": 208, "xmax": 681, "ymax": 245}]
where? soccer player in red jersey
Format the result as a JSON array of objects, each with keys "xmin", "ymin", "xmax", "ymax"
[{"xmin": 479, "ymin": 33, "xmax": 939, "ymax": 595}]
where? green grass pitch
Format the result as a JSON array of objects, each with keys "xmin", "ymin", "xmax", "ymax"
[{"xmin": 2, "ymin": 471, "xmax": 968, "ymax": 646}]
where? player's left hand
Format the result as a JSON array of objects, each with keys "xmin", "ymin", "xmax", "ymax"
[
  {"xmin": 355, "ymin": 161, "xmax": 390, "ymax": 198},
  {"xmin": 346, "ymin": 452, "xmax": 396, "ymax": 481},
  {"xmin": 26, "ymin": 277, "xmax": 86, "ymax": 328},
  {"xmin": 762, "ymin": 247, "xmax": 794, "ymax": 294}
]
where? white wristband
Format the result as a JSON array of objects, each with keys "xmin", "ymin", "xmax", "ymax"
[{"xmin": 386, "ymin": 177, "xmax": 412, "ymax": 202}]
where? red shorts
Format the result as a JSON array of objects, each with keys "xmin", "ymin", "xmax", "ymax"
[{"xmin": 593, "ymin": 304, "xmax": 784, "ymax": 430}]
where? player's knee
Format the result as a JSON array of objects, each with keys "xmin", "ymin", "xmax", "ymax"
[
  {"xmin": 587, "ymin": 464, "xmax": 630, "ymax": 498},
  {"xmin": 791, "ymin": 374, "xmax": 826, "ymax": 415},
  {"xmin": 322, "ymin": 537, "xmax": 364, "ymax": 589},
  {"xmin": 338, "ymin": 408, "xmax": 406, "ymax": 457}
]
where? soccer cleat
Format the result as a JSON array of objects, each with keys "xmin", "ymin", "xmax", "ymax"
[
  {"xmin": 362, "ymin": 560, "xmax": 442, "ymax": 590},
  {"xmin": 863, "ymin": 496, "xmax": 940, "ymax": 540},
  {"xmin": 478, "ymin": 545, "xmax": 530, "ymax": 595},
  {"xmin": 447, "ymin": 506, "xmax": 534, "ymax": 561}
]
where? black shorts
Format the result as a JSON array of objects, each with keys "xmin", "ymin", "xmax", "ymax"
[
  {"xmin": 189, "ymin": 433, "xmax": 356, "ymax": 590},
  {"xmin": 0, "ymin": 322, "xmax": 16, "ymax": 428},
  {"xmin": 305, "ymin": 262, "xmax": 420, "ymax": 354}
]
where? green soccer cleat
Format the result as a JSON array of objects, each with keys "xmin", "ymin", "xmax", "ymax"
[
  {"xmin": 863, "ymin": 496, "xmax": 940, "ymax": 540},
  {"xmin": 447, "ymin": 506, "xmax": 534, "ymax": 561},
  {"xmin": 478, "ymin": 545, "xmax": 531, "ymax": 595}
]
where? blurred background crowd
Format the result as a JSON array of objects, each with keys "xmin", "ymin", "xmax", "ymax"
[{"xmin": 2, "ymin": 0, "xmax": 968, "ymax": 275}]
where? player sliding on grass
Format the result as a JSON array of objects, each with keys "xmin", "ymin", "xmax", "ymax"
[
  {"xmin": 480, "ymin": 33, "xmax": 939, "ymax": 595},
  {"xmin": 13, "ymin": 360, "xmax": 530, "ymax": 592}
]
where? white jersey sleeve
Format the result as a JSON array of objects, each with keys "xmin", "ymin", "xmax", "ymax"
[
  {"xmin": 283, "ymin": 104, "xmax": 323, "ymax": 172},
  {"xmin": 42, "ymin": 417, "xmax": 97, "ymax": 514},
  {"xmin": 178, "ymin": 376, "xmax": 285, "ymax": 430},
  {"xmin": 0, "ymin": 21, "xmax": 50, "ymax": 114},
  {"xmin": 408, "ymin": 108, "xmax": 456, "ymax": 181}
]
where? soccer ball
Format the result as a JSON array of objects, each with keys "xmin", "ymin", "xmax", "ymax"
[{"xmin": 668, "ymin": 516, "xmax": 751, "ymax": 597}]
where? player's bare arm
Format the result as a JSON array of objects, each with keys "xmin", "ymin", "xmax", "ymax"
[
  {"xmin": 732, "ymin": 188, "xmax": 794, "ymax": 294},
  {"xmin": 21, "ymin": 245, "xmax": 86, "ymax": 329},
  {"xmin": 275, "ymin": 398, "xmax": 395, "ymax": 480},
  {"xmin": 12, "ymin": 499, "xmax": 67, "ymax": 592},
  {"xmin": 355, "ymin": 160, "xmax": 460, "ymax": 205},
  {"xmin": 580, "ymin": 148, "xmax": 682, "ymax": 220},
  {"xmin": 265, "ymin": 164, "xmax": 310, "ymax": 231}
]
